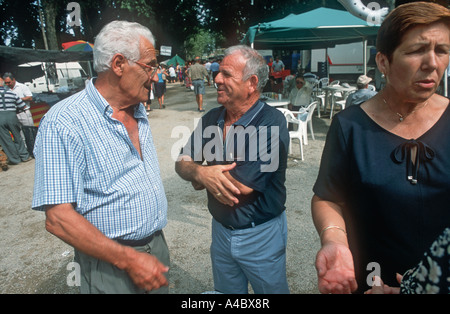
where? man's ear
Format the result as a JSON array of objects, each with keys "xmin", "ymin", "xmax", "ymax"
[
  {"xmin": 248, "ymin": 74, "xmax": 259, "ymax": 94},
  {"xmin": 111, "ymin": 53, "xmax": 127, "ymax": 77}
]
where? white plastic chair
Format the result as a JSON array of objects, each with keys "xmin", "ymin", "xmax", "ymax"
[
  {"xmin": 277, "ymin": 108, "xmax": 290, "ymax": 120},
  {"xmin": 330, "ymin": 91, "xmax": 353, "ymax": 118},
  {"xmin": 314, "ymin": 92, "xmax": 327, "ymax": 118},
  {"xmin": 277, "ymin": 108, "xmax": 304, "ymax": 160},
  {"xmin": 318, "ymin": 78, "xmax": 329, "ymax": 88},
  {"xmin": 316, "ymin": 80, "xmax": 339, "ymax": 117},
  {"xmin": 292, "ymin": 101, "xmax": 317, "ymax": 145},
  {"xmin": 329, "ymin": 80, "xmax": 340, "ymax": 86},
  {"xmin": 331, "ymin": 100, "xmax": 346, "ymax": 118}
]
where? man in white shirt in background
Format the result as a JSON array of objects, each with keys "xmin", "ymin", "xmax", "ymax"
[
  {"xmin": 3, "ymin": 73, "xmax": 34, "ymax": 127},
  {"xmin": 168, "ymin": 65, "xmax": 176, "ymax": 83},
  {"xmin": 287, "ymin": 75, "xmax": 313, "ymax": 111}
]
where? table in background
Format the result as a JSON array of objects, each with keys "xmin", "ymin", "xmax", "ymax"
[
  {"xmin": 321, "ymin": 85, "xmax": 356, "ymax": 115},
  {"xmin": 265, "ymin": 99, "xmax": 289, "ymax": 108}
]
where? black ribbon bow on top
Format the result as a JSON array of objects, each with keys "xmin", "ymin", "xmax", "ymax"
[{"xmin": 392, "ymin": 139, "xmax": 435, "ymax": 185}]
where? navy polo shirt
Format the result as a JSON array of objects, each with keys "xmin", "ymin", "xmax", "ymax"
[{"xmin": 182, "ymin": 100, "xmax": 289, "ymax": 228}]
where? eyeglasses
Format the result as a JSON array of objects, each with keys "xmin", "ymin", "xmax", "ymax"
[
  {"xmin": 135, "ymin": 61, "xmax": 154, "ymax": 73},
  {"xmin": 135, "ymin": 60, "xmax": 159, "ymax": 78},
  {"xmin": 296, "ymin": 81, "xmax": 305, "ymax": 85}
]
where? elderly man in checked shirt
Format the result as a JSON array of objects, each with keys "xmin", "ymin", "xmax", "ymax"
[{"xmin": 32, "ymin": 21, "xmax": 169, "ymax": 294}]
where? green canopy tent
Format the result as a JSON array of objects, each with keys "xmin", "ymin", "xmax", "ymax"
[
  {"xmin": 164, "ymin": 54, "xmax": 185, "ymax": 67},
  {"xmin": 242, "ymin": 7, "xmax": 380, "ymax": 50},
  {"xmin": 242, "ymin": 7, "xmax": 381, "ymax": 74}
]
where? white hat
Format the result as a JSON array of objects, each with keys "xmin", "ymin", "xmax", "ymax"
[{"xmin": 357, "ymin": 75, "xmax": 372, "ymax": 85}]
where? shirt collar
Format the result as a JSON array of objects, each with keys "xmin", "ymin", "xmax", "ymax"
[
  {"xmin": 217, "ymin": 99, "xmax": 265, "ymax": 128},
  {"xmin": 86, "ymin": 78, "xmax": 147, "ymax": 120},
  {"xmin": 85, "ymin": 78, "xmax": 112, "ymax": 116}
]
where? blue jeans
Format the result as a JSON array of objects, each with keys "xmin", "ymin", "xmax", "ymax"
[{"xmin": 210, "ymin": 212, "xmax": 289, "ymax": 294}]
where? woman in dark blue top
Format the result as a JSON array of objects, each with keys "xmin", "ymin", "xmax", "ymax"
[{"xmin": 311, "ymin": 2, "xmax": 450, "ymax": 294}]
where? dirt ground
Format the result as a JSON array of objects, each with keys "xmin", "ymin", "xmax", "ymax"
[{"xmin": 0, "ymin": 82, "xmax": 332, "ymax": 294}]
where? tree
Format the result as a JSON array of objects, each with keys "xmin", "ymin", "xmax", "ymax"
[
  {"xmin": 40, "ymin": 0, "xmax": 59, "ymax": 50},
  {"xmin": 0, "ymin": 0, "xmax": 41, "ymax": 47},
  {"xmin": 184, "ymin": 29, "xmax": 225, "ymax": 59}
]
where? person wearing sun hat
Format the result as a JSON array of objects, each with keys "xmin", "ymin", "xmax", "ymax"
[{"xmin": 345, "ymin": 74, "xmax": 378, "ymax": 107}]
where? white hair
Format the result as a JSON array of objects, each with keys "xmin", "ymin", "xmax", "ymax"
[
  {"xmin": 93, "ymin": 20, "xmax": 155, "ymax": 73},
  {"xmin": 224, "ymin": 45, "xmax": 269, "ymax": 91}
]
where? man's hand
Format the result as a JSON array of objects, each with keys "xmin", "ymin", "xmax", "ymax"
[
  {"xmin": 195, "ymin": 163, "xmax": 241, "ymax": 206},
  {"xmin": 45, "ymin": 204, "xmax": 169, "ymax": 292},
  {"xmin": 191, "ymin": 181, "xmax": 205, "ymax": 190},
  {"xmin": 123, "ymin": 248, "xmax": 169, "ymax": 292},
  {"xmin": 175, "ymin": 158, "xmax": 253, "ymax": 206},
  {"xmin": 315, "ymin": 242, "xmax": 358, "ymax": 294}
]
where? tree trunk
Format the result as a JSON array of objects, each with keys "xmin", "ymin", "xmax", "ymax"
[{"xmin": 41, "ymin": 0, "xmax": 59, "ymax": 50}]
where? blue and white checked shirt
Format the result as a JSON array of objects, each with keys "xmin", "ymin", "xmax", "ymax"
[{"xmin": 32, "ymin": 79, "xmax": 167, "ymax": 240}]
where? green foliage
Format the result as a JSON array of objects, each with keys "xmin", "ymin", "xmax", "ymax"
[
  {"xmin": 0, "ymin": 0, "xmax": 41, "ymax": 47},
  {"xmin": 1, "ymin": 0, "xmax": 391, "ymax": 55},
  {"xmin": 115, "ymin": 0, "xmax": 155, "ymax": 18},
  {"xmin": 184, "ymin": 29, "xmax": 225, "ymax": 60}
]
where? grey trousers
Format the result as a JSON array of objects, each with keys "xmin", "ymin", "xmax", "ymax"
[
  {"xmin": 0, "ymin": 111, "xmax": 29, "ymax": 164},
  {"xmin": 74, "ymin": 231, "xmax": 170, "ymax": 294}
]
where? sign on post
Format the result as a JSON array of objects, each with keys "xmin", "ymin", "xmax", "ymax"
[{"xmin": 160, "ymin": 46, "xmax": 172, "ymax": 57}]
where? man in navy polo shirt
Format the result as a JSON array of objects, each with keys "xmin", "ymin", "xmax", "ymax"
[{"xmin": 176, "ymin": 45, "xmax": 290, "ymax": 294}]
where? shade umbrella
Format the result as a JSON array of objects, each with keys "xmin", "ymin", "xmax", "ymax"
[
  {"xmin": 242, "ymin": 7, "xmax": 381, "ymax": 75},
  {"xmin": 165, "ymin": 55, "xmax": 185, "ymax": 67},
  {"xmin": 242, "ymin": 7, "xmax": 380, "ymax": 50},
  {"xmin": 62, "ymin": 40, "xmax": 94, "ymax": 52}
]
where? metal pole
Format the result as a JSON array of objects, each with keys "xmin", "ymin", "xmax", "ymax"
[{"xmin": 363, "ymin": 39, "xmax": 367, "ymax": 75}]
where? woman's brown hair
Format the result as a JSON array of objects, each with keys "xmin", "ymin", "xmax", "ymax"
[{"xmin": 376, "ymin": 1, "xmax": 450, "ymax": 61}]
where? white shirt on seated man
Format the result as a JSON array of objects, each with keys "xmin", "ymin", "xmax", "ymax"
[{"xmin": 288, "ymin": 76, "xmax": 313, "ymax": 112}]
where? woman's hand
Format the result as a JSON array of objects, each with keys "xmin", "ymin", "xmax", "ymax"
[
  {"xmin": 364, "ymin": 275, "xmax": 402, "ymax": 294},
  {"xmin": 315, "ymin": 242, "xmax": 358, "ymax": 294}
]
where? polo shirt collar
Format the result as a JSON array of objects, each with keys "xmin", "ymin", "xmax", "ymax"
[{"xmin": 217, "ymin": 99, "xmax": 265, "ymax": 128}]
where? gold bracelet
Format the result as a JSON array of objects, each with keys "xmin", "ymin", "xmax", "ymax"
[{"xmin": 320, "ymin": 225, "xmax": 347, "ymax": 238}]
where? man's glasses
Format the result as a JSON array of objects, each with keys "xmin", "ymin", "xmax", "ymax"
[
  {"xmin": 135, "ymin": 60, "xmax": 158, "ymax": 77},
  {"xmin": 296, "ymin": 81, "xmax": 305, "ymax": 85},
  {"xmin": 135, "ymin": 61, "xmax": 154, "ymax": 73}
]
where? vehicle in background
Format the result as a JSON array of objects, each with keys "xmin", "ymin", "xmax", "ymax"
[
  {"xmin": 309, "ymin": 42, "xmax": 376, "ymax": 82},
  {"xmin": 20, "ymin": 62, "xmax": 88, "ymax": 93}
]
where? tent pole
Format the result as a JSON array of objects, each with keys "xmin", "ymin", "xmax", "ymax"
[
  {"xmin": 363, "ymin": 38, "xmax": 367, "ymax": 75},
  {"xmin": 42, "ymin": 62, "xmax": 50, "ymax": 92}
]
